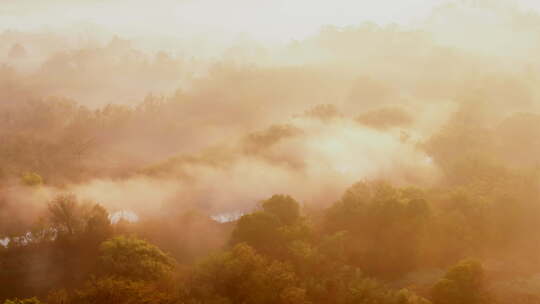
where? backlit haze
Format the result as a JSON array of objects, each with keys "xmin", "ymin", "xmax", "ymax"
[{"xmin": 3, "ymin": 1, "xmax": 540, "ymax": 301}]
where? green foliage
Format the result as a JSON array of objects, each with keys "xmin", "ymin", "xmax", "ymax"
[
  {"xmin": 324, "ymin": 181, "xmax": 430, "ymax": 278},
  {"xmin": 7, "ymin": 180, "xmax": 534, "ymax": 304},
  {"xmin": 231, "ymin": 211, "xmax": 282, "ymax": 251},
  {"xmin": 45, "ymin": 194, "xmax": 111, "ymax": 241},
  {"xmin": 431, "ymin": 259, "xmax": 486, "ymax": 304},
  {"xmin": 306, "ymin": 271, "xmax": 431, "ymax": 304},
  {"xmin": 47, "ymin": 194, "xmax": 83, "ymax": 236},
  {"xmin": 84, "ymin": 204, "xmax": 113, "ymax": 241},
  {"xmin": 6, "ymin": 17, "xmax": 540, "ymax": 304},
  {"xmin": 190, "ymin": 243, "xmax": 309, "ymax": 304},
  {"xmin": 20, "ymin": 172, "xmax": 43, "ymax": 186},
  {"xmin": 99, "ymin": 236, "xmax": 175, "ymax": 281},
  {"xmin": 3, "ymin": 298, "xmax": 42, "ymax": 304},
  {"xmin": 262, "ymin": 194, "xmax": 301, "ymax": 225},
  {"xmin": 73, "ymin": 277, "xmax": 173, "ymax": 304},
  {"xmin": 231, "ymin": 194, "xmax": 309, "ymax": 258}
]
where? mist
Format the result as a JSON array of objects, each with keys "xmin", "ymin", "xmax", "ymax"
[{"xmin": 2, "ymin": 0, "xmax": 540, "ymax": 303}]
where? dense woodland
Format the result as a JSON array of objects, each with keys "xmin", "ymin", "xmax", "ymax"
[{"xmin": 4, "ymin": 1, "xmax": 540, "ymax": 303}]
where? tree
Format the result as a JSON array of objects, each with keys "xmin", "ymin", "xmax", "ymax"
[
  {"xmin": 84, "ymin": 204, "xmax": 112, "ymax": 242},
  {"xmin": 72, "ymin": 277, "xmax": 173, "ymax": 304},
  {"xmin": 3, "ymin": 298, "xmax": 42, "ymax": 304},
  {"xmin": 431, "ymin": 259, "xmax": 487, "ymax": 304},
  {"xmin": 230, "ymin": 211, "xmax": 282, "ymax": 253},
  {"xmin": 190, "ymin": 243, "xmax": 309, "ymax": 304},
  {"xmin": 99, "ymin": 236, "xmax": 175, "ymax": 281},
  {"xmin": 46, "ymin": 194, "xmax": 111, "ymax": 242},
  {"xmin": 262, "ymin": 195, "xmax": 301, "ymax": 225},
  {"xmin": 20, "ymin": 172, "xmax": 43, "ymax": 187},
  {"xmin": 231, "ymin": 194, "xmax": 307, "ymax": 257},
  {"xmin": 47, "ymin": 194, "xmax": 83, "ymax": 236},
  {"xmin": 324, "ymin": 181, "xmax": 430, "ymax": 278}
]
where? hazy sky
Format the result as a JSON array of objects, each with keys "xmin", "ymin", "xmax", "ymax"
[{"xmin": 1, "ymin": 0, "xmax": 540, "ymax": 42}]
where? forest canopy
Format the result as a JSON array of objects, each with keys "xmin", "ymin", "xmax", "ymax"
[{"xmin": 2, "ymin": 0, "xmax": 540, "ymax": 303}]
